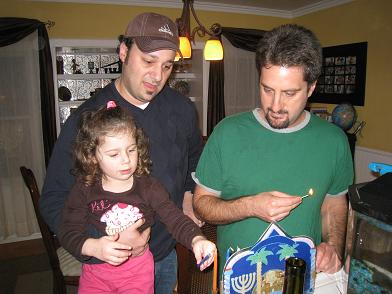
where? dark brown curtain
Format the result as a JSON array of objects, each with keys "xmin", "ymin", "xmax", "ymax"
[
  {"xmin": 207, "ymin": 27, "xmax": 265, "ymax": 135},
  {"xmin": 222, "ymin": 27, "xmax": 266, "ymax": 52},
  {"xmin": 0, "ymin": 17, "xmax": 57, "ymax": 166},
  {"xmin": 207, "ymin": 60, "xmax": 224, "ymax": 135}
]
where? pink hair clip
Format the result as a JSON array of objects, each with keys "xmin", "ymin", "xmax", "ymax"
[{"xmin": 107, "ymin": 100, "xmax": 117, "ymax": 109}]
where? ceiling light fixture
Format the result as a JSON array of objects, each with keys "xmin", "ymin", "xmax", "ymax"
[{"xmin": 175, "ymin": 0, "xmax": 223, "ymax": 61}]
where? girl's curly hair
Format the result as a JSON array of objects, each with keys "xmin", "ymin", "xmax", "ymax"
[{"xmin": 73, "ymin": 102, "xmax": 151, "ymax": 186}]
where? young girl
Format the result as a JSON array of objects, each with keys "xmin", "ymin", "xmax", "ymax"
[{"xmin": 58, "ymin": 101, "xmax": 216, "ymax": 293}]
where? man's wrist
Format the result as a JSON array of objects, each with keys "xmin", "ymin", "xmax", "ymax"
[
  {"xmin": 325, "ymin": 241, "xmax": 343, "ymax": 260},
  {"xmin": 239, "ymin": 196, "xmax": 254, "ymax": 218},
  {"xmin": 81, "ymin": 238, "xmax": 96, "ymax": 257},
  {"xmin": 183, "ymin": 191, "xmax": 194, "ymax": 211},
  {"xmin": 183, "ymin": 191, "xmax": 193, "ymax": 200}
]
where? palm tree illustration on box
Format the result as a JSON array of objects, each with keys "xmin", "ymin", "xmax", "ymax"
[
  {"xmin": 277, "ymin": 244, "xmax": 299, "ymax": 261},
  {"xmin": 247, "ymin": 247, "xmax": 273, "ymax": 294}
]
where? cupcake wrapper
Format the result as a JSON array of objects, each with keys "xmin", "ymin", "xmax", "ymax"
[{"xmin": 105, "ymin": 222, "xmax": 133, "ymax": 236}]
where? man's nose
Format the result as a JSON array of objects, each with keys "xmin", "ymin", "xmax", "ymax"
[
  {"xmin": 271, "ymin": 94, "xmax": 283, "ymax": 112},
  {"xmin": 150, "ymin": 64, "xmax": 163, "ymax": 82}
]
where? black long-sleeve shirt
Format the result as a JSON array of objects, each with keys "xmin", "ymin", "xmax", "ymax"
[{"xmin": 40, "ymin": 82, "xmax": 203, "ymax": 262}]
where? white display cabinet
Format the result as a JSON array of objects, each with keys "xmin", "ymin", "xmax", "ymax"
[
  {"xmin": 50, "ymin": 40, "xmax": 209, "ymax": 136},
  {"xmin": 170, "ymin": 43, "xmax": 209, "ymax": 136},
  {"xmin": 50, "ymin": 39, "xmax": 120, "ymax": 135}
]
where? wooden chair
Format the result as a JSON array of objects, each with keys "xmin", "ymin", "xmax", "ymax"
[
  {"xmin": 175, "ymin": 135, "xmax": 218, "ymax": 293},
  {"xmin": 20, "ymin": 166, "xmax": 81, "ymax": 294},
  {"xmin": 176, "ymin": 222, "xmax": 217, "ymax": 294}
]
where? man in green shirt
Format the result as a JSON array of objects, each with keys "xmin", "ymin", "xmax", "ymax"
[{"xmin": 193, "ymin": 24, "xmax": 354, "ymax": 281}]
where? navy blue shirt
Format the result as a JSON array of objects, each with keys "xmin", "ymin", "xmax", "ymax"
[{"xmin": 40, "ymin": 82, "xmax": 203, "ymax": 262}]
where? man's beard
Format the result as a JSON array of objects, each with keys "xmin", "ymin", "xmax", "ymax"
[{"xmin": 265, "ymin": 108, "xmax": 289, "ymax": 129}]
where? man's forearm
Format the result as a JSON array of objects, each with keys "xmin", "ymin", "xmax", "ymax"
[
  {"xmin": 321, "ymin": 195, "xmax": 348, "ymax": 258},
  {"xmin": 193, "ymin": 192, "xmax": 251, "ymax": 224}
]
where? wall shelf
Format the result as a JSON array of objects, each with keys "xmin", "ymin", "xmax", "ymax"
[{"xmin": 57, "ymin": 73, "xmax": 119, "ymax": 80}]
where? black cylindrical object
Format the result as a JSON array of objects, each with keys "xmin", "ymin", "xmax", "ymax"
[
  {"xmin": 56, "ymin": 56, "xmax": 64, "ymax": 74},
  {"xmin": 282, "ymin": 257, "xmax": 306, "ymax": 294}
]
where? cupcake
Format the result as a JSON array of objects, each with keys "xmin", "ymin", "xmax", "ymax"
[{"xmin": 100, "ymin": 203, "xmax": 143, "ymax": 236}]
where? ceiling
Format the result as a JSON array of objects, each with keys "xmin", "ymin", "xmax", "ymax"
[
  {"xmin": 197, "ymin": 0, "xmax": 339, "ymax": 11},
  {"xmin": 33, "ymin": 0, "xmax": 353, "ymax": 18},
  {"xmin": 194, "ymin": 0, "xmax": 353, "ymax": 17}
]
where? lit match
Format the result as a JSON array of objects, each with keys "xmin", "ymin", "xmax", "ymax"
[{"xmin": 302, "ymin": 188, "xmax": 314, "ymax": 199}]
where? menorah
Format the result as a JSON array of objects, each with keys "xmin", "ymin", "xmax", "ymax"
[{"xmin": 231, "ymin": 272, "xmax": 256, "ymax": 294}]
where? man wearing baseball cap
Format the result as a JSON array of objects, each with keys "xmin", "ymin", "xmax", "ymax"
[
  {"xmin": 125, "ymin": 12, "xmax": 180, "ymax": 53},
  {"xmin": 40, "ymin": 12, "xmax": 203, "ymax": 294}
]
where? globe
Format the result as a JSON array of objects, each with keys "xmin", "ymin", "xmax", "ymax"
[{"xmin": 331, "ymin": 103, "xmax": 357, "ymax": 131}]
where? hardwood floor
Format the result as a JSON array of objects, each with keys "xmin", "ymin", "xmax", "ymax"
[
  {"xmin": 0, "ymin": 238, "xmax": 76, "ymax": 294},
  {"xmin": 0, "ymin": 249, "xmax": 50, "ymax": 293}
]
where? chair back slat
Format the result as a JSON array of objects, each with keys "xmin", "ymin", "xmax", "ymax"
[
  {"xmin": 20, "ymin": 167, "xmax": 61, "ymax": 268},
  {"xmin": 20, "ymin": 166, "xmax": 80, "ymax": 293}
]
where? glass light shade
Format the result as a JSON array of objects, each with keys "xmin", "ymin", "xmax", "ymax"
[
  {"xmin": 174, "ymin": 52, "xmax": 181, "ymax": 62},
  {"xmin": 179, "ymin": 36, "xmax": 192, "ymax": 59},
  {"xmin": 204, "ymin": 39, "xmax": 223, "ymax": 61}
]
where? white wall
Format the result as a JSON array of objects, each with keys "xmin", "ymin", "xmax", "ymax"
[{"xmin": 354, "ymin": 146, "xmax": 392, "ymax": 184}]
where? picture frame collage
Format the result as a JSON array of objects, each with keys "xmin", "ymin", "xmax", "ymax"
[{"xmin": 309, "ymin": 42, "xmax": 367, "ymax": 106}]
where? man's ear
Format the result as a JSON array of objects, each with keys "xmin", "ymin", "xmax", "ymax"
[
  {"xmin": 118, "ymin": 43, "xmax": 128, "ymax": 63},
  {"xmin": 307, "ymin": 82, "xmax": 317, "ymax": 97}
]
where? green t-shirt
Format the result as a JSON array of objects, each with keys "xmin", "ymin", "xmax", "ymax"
[{"xmin": 195, "ymin": 110, "xmax": 354, "ymax": 274}]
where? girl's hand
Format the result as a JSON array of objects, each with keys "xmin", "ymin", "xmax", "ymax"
[{"xmin": 191, "ymin": 235, "xmax": 217, "ymax": 271}]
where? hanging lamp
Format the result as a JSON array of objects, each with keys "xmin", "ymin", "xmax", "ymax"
[{"xmin": 176, "ymin": 0, "xmax": 223, "ymax": 61}]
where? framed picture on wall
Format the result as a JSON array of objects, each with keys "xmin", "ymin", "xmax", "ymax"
[{"xmin": 309, "ymin": 42, "xmax": 367, "ymax": 106}]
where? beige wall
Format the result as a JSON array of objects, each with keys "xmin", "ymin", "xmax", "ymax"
[
  {"xmin": 1, "ymin": 0, "xmax": 391, "ymax": 152},
  {"xmin": 296, "ymin": 0, "xmax": 392, "ymax": 153}
]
